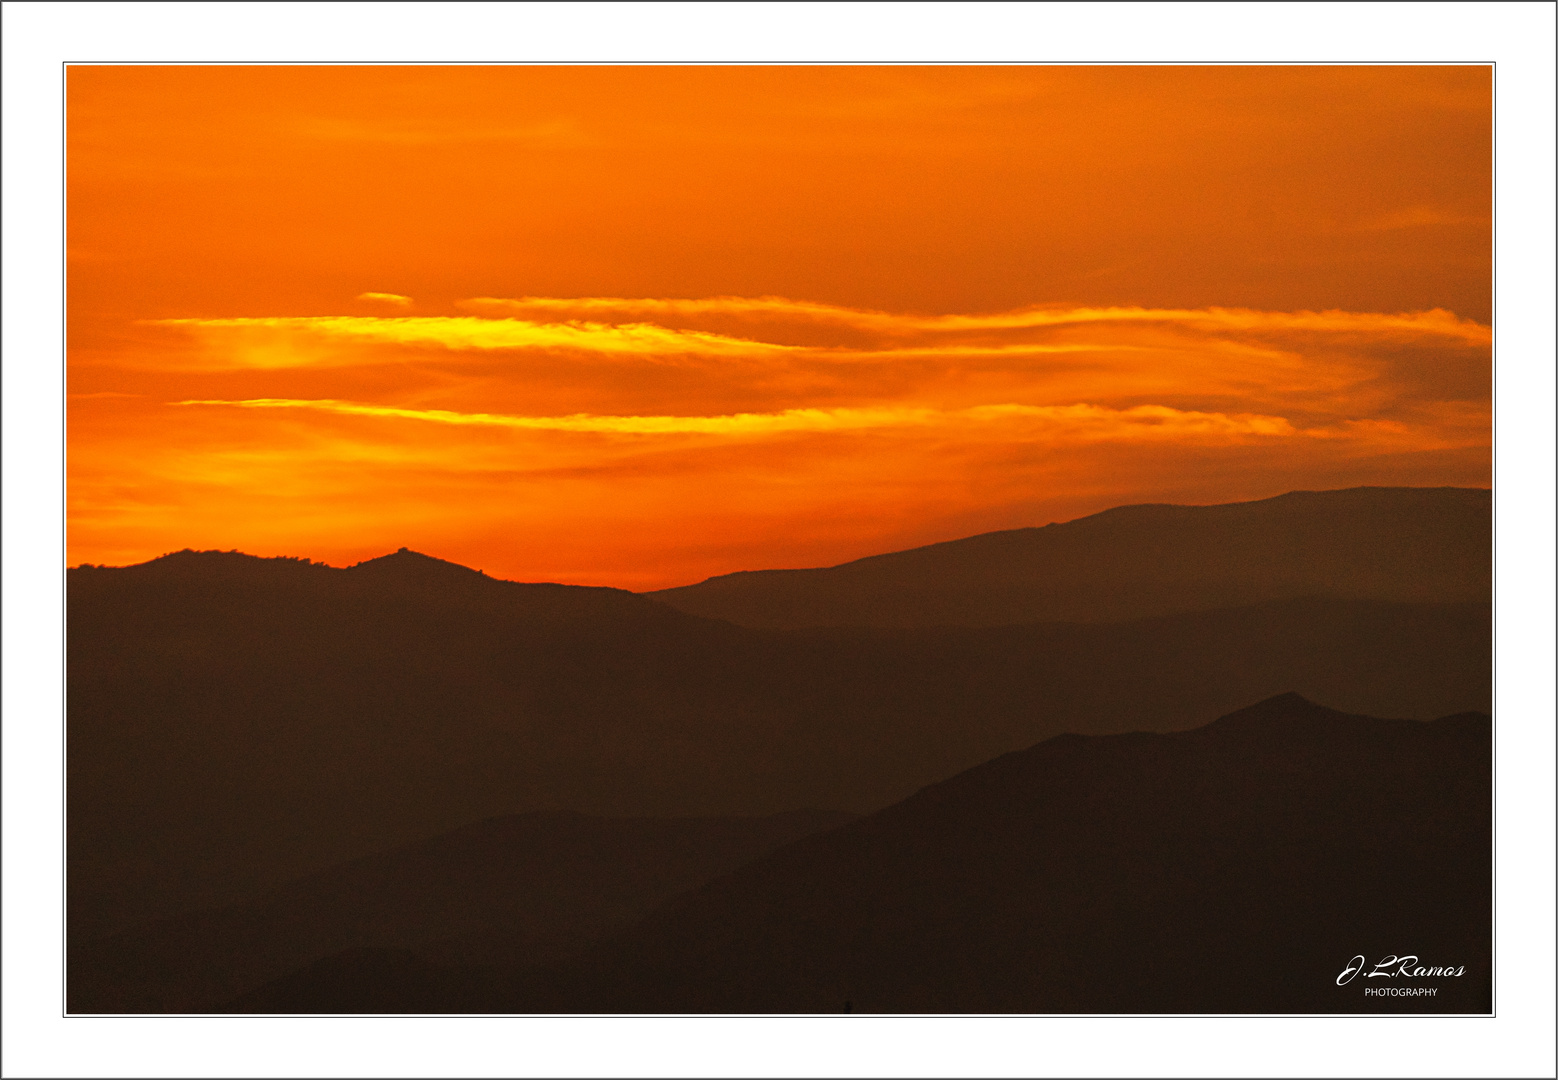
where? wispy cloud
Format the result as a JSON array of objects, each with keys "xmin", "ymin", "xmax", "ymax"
[
  {"xmin": 106, "ymin": 296, "xmax": 1488, "ymax": 488},
  {"xmin": 140, "ymin": 301, "xmax": 1489, "ymax": 398},
  {"xmin": 174, "ymin": 396, "xmax": 1327, "ymax": 442},
  {"xmin": 460, "ymin": 296, "xmax": 1491, "ymax": 344},
  {"xmin": 151, "ymin": 315, "xmax": 796, "ymax": 362},
  {"xmin": 356, "ymin": 292, "xmax": 413, "ymax": 307},
  {"xmin": 70, "ymin": 294, "xmax": 1489, "ymax": 588}
]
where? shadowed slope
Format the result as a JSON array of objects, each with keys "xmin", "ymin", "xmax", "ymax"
[
  {"xmin": 519, "ymin": 695, "xmax": 1491, "ymax": 1014},
  {"xmin": 69, "ymin": 548, "xmax": 707, "ymax": 939},
  {"xmin": 226, "ymin": 695, "xmax": 1491, "ymax": 1015},
  {"xmin": 69, "ymin": 808, "xmax": 851, "ymax": 1013},
  {"xmin": 70, "ymin": 547, "xmax": 1488, "ymax": 942},
  {"xmin": 647, "ymin": 487, "xmax": 1490, "ymax": 628}
]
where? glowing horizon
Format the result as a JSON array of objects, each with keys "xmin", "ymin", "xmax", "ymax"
[{"xmin": 67, "ymin": 66, "xmax": 1490, "ymax": 589}]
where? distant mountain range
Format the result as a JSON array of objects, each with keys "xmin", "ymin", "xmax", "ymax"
[
  {"xmin": 69, "ymin": 581, "xmax": 1487, "ymax": 941},
  {"xmin": 67, "ymin": 484, "xmax": 1492, "ymax": 1014},
  {"xmin": 215, "ymin": 695, "xmax": 1490, "ymax": 1015},
  {"xmin": 648, "ymin": 487, "xmax": 1490, "ymax": 628},
  {"xmin": 68, "ymin": 808, "xmax": 851, "ymax": 1014}
]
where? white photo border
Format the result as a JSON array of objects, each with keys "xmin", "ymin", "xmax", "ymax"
[{"xmin": 4, "ymin": 3, "xmax": 1552, "ymax": 1077}]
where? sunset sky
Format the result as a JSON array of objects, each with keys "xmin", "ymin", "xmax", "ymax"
[{"xmin": 67, "ymin": 65, "xmax": 1491, "ymax": 589}]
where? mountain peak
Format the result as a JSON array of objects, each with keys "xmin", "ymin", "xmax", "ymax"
[
  {"xmin": 1192, "ymin": 691, "xmax": 1417, "ymax": 742},
  {"xmin": 1237, "ymin": 690, "xmax": 1316, "ymax": 712},
  {"xmin": 70, "ymin": 548, "xmax": 331, "ymax": 583},
  {"xmin": 346, "ymin": 548, "xmax": 490, "ymax": 585}
]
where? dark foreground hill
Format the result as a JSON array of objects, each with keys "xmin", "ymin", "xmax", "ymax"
[
  {"xmin": 68, "ymin": 808, "xmax": 851, "ymax": 1014},
  {"xmin": 70, "ymin": 547, "xmax": 1489, "ymax": 941},
  {"xmin": 228, "ymin": 696, "xmax": 1491, "ymax": 1015},
  {"xmin": 647, "ymin": 487, "xmax": 1490, "ymax": 628}
]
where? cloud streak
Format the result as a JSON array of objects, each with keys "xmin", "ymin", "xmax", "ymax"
[
  {"xmin": 460, "ymin": 296, "xmax": 1491, "ymax": 344},
  {"xmin": 152, "ymin": 315, "xmax": 797, "ymax": 362},
  {"xmin": 75, "ymin": 295, "xmax": 1489, "ymax": 587},
  {"xmin": 356, "ymin": 292, "xmax": 413, "ymax": 307},
  {"xmin": 172, "ymin": 396, "xmax": 1354, "ymax": 443},
  {"xmin": 141, "ymin": 300, "xmax": 1491, "ymax": 421}
]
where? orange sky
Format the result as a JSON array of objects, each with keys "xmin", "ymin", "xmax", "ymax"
[{"xmin": 67, "ymin": 65, "xmax": 1491, "ymax": 589}]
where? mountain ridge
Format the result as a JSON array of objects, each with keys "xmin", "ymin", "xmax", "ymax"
[
  {"xmin": 647, "ymin": 486, "xmax": 1490, "ymax": 628},
  {"xmin": 67, "ymin": 485, "xmax": 1492, "ymax": 947},
  {"xmin": 219, "ymin": 694, "xmax": 1492, "ymax": 1014},
  {"xmin": 511, "ymin": 693, "xmax": 1492, "ymax": 1014},
  {"xmin": 68, "ymin": 807, "xmax": 854, "ymax": 1014},
  {"xmin": 73, "ymin": 486, "xmax": 1492, "ymax": 629}
]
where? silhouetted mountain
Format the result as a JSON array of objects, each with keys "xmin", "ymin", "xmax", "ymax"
[
  {"xmin": 69, "ymin": 544, "xmax": 1489, "ymax": 943},
  {"xmin": 68, "ymin": 808, "xmax": 850, "ymax": 1014},
  {"xmin": 230, "ymin": 695, "xmax": 1488, "ymax": 1014},
  {"xmin": 347, "ymin": 547, "xmax": 492, "ymax": 587},
  {"xmin": 532, "ymin": 695, "xmax": 1491, "ymax": 1013},
  {"xmin": 647, "ymin": 487, "xmax": 1490, "ymax": 628}
]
